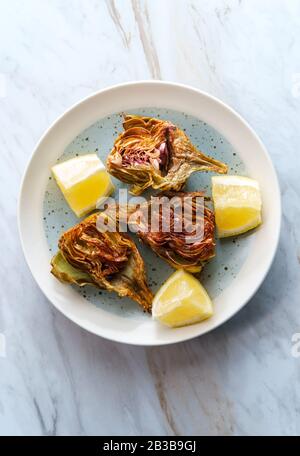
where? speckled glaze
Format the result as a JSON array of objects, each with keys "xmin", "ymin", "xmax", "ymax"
[{"xmin": 43, "ymin": 108, "xmax": 250, "ymax": 318}]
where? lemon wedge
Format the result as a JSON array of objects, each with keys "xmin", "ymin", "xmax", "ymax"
[
  {"xmin": 51, "ymin": 154, "xmax": 114, "ymax": 217},
  {"xmin": 212, "ymin": 175, "xmax": 262, "ymax": 238},
  {"xmin": 152, "ymin": 269, "xmax": 213, "ymax": 328}
]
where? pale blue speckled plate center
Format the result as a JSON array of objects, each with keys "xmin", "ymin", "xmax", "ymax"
[{"xmin": 43, "ymin": 108, "xmax": 252, "ymax": 319}]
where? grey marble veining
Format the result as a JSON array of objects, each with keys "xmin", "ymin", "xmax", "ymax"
[{"xmin": 0, "ymin": 0, "xmax": 300, "ymax": 435}]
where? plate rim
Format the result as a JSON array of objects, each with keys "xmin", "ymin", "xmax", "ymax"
[{"xmin": 18, "ymin": 80, "xmax": 282, "ymax": 346}]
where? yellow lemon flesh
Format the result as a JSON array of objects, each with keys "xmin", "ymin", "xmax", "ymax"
[
  {"xmin": 152, "ymin": 269, "xmax": 213, "ymax": 328},
  {"xmin": 212, "ymin": 175, "xmax": 262, "ymax": 238},
  {"xmin": 51, "ymin": 154, "xmax": 114, "ymax": 217}
]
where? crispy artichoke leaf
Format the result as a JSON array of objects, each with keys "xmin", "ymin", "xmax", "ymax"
[
  {"xmin": 110, "ymin": 192, "xmax": 215, "ymax": 272},
  {"xmin": 51, "ymin": 251, "xmax": 95, "ymax": 286},
  {"xmin": 107, "ymin": 114, "xmax": 228, "ymax": 195},
  {"xmin": 51, "ymin": 214, "xmax": 153, "ymax": 312},
  {"xmin": 108, "ymin": 240, "xmax": 153, "ymax": 312}
]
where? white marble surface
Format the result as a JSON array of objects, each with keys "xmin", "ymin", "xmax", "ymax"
[{"xmin": 1, "ymin": 0, "xmax": 300, "ymax": 436}]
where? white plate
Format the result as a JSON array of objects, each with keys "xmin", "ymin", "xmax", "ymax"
[{"xmin": 18, "ymin": 81, "xmax": 281, "ymax": 346}]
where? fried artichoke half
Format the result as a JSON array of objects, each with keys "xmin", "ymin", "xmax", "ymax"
[
  {"xmin": 112, "ymin": 192, "xmax": 215, "ymax": 273},
  {"xmin": 107, "ymin": 114, "xmax": 228, "ymax": 195},
  {"xmin": 50, "ymin": 213, "xmax": 153, "ymax": 312}
]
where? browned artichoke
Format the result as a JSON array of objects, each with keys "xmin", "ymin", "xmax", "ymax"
[
  {"xmin": 51, "ymin": 213, "xmax": 153, "ymax": 312},
  {"xmin": 111, "ymin": 192, "xmax": 215, "ymax": 273},
  {"xmin": 107, "ymin": 115, "xmax": 228, "ymax": 195}
]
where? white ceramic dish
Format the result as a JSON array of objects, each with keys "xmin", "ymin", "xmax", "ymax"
[{"xmin": 18, "ymin": 81, "xmax": 281, "ymax": 346}]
